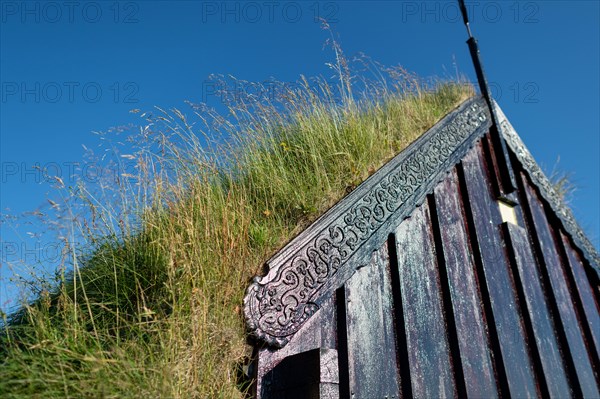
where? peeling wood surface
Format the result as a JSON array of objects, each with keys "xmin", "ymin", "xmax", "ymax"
[
  {"xmin": 521, "ymin": 175, "xmax": 600, "ymax": 397},
  {"xmin": 395, "ymin": 202, "xmax": 456, "ymax": 398},
  {"xmin": 503, "ymin": 222, "xmax": 571, "ymax": 397},
  {"xmin": 433, "ymin": 170, "xmax": 497, "ymax": 398},
  {"xmin": 560, "ymin": 231, "xmax": 600, "ymax": 366},
  {"xmin": 460, "ymin": 143, "xmax": 539, "ymax": 398},
  {"xmin": 343, "ymin": 244, "xmax": 401, "ymax": 398}
]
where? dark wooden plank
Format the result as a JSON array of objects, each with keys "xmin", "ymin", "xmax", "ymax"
[
  {"xmin": 257, "ymin": 295, "xmax": 337, "ymax": 398},
  {"xmin": 460, "ymin": 142, "xmax": 539, "ymax": 398},
  {"xmin": 521, "ymin": 175, "xmax": 600, "ymax": 397},
  {"xmin": 503, "ymin": 222, "xmax": 571, "ymax": 398},
  {"xmin": 433, "ymin": 170, "xmax": 498, "ymax": 398},
  {"xmin": 387, "ymin": 234, "xmax": 414, "ymax": 399},
  {"xmin": 344, "ymin": 242, "xmax": 401, "ymax": 398},
  {"xmin": 395, "ymin": 202, "xmax": 456, "ymax": 398},
  {"xmin": 335, "ymin": 287, "xmax": 350, "ymax": 399},
  {"xmin": 560, "ymin": 232, "xmax": 600, "ymax": 366},
  {"xmin": 262, "ymin": 348, "xmax": 339, "ymax": 399}
]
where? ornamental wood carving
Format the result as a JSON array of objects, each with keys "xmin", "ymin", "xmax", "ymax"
[{"xmin": 244, "ymin": 97, "xmax": 492, "ymax": 347}]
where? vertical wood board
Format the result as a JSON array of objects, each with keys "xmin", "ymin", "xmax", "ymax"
[
  {"xmin": 521, "ymin": 175, "xmax": 599, "ymax": 397},
  {"xmin": 461, "ymin": 143, "xmax": 538, "ymax": 398},
  {"xmin": 344, "ymin": 243, "xmax": 401, "ymax": 398},
  {"xmin": 503, "ymin": 222, "xmax": 571, "ymax": 397},
  {"xmin": 560, "ymin": 232, "xmax": 600, "ymax": 365},
  {"xmin": 395, "ymin": 202, "xmax": 456, "ymax": 398},
  {"xmin": 433, "ymin": 170, "xmax": 498, "ymax": 398},
  {"xmin": 257, "ymin": 295, "xmax": 337, "ymax": 398}
]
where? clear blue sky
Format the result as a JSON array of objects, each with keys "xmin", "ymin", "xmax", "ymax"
[{"xmin": 1, "ymin": 1, "xmax": 598, "ymax": 314}]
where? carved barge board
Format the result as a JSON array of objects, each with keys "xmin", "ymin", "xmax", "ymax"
[
  {"xmin": 246, "ymin": 95, "xmax": 600, "ymax": 398},
  {"xmin": 244, "ymin": 97, "xmax": 492, "ymax": 348},
  {"xmin": 496, "ymin": 104, "xmax": 600, "ymax": 273}
]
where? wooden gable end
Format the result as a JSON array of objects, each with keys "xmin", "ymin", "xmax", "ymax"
[{"xmin": 244, "ymin": 96, "xmax": 600, "ymax": 398}]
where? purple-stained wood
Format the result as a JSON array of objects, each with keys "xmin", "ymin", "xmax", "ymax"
[
  {"xmin": 394, "ymin": 201, "xmax": 456, "ymax": 398},
  {"xmin": 248, "ymin": 98, "xmax": 600, "ymax": 398},
  {"xmin": 521, "ymin": 174, "xmax": 600, "ymax": 397},
  {"xmin": 253, "ymin": 140, "xmax": 600, "ymax": 398},
  {"xmin": 502, "ymin": 222, "xmax": 571, "ymax": 397},
  {"xmin": 433, "ymin": 170, "xmax": 498, "ymax": 398},
  {"xmin": 344, "ymin": 243, "xmax": 401, "ymax": 398},
  {"xmin": 460, "ymin": 142, "xmax": 539, "ymax": 398},
  {"xmin": 560, "ymin": 232, "xmax": 600, "ymax": 366}
]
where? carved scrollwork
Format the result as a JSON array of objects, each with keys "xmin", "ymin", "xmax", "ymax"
[{"xmin": 244, "ymin": 98, "xmax": 490, "ymax": 347}]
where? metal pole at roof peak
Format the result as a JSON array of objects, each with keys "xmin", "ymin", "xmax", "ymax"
[{"xmin": 457, "ymin": 0, "xmax": 517, "ymax": 195}]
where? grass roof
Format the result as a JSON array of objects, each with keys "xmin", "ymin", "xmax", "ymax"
[{"xmin": 0, "ymin": 62, "xmax": 473, "ymax": 397}]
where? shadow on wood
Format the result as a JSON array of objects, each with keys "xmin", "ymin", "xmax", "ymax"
[{"xmin": 261, "ymin": 348, "xmax": 339, "ymax": 399}]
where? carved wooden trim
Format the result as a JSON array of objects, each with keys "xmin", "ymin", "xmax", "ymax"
[
  {"xmin": 495, "ymin": 103, "xmax": 600, "ymax": 272},
  {"xmin": 244, "ymin": 97, "xmax": 492, "ymax": 347}
]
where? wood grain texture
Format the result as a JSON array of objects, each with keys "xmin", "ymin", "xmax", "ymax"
[
  {"xmin": 560, "ymin": 232, "xmax": 600, "ymax": 367},
  {"xmin": 461, "ymin": 142, "xmax": 538, "ymax": 398},
  {"xmin": 395, "ymin": 202, "xmax": 456, "ymax": 398},
  {"xmin": 250, "ymin": 102, "xmax": 600, "ymax": 397},
  {"xmin": 503, "ymin": 222, "xmax": 571, "ymax": 398},
  {"xmin": 496, "ymin": 103, "xmax": 600, "ymax": 273},
  {"xmin": 433, "ymin": 170, "xmax": 498, "ymax": 398},
  {"xmin": 344, "ymin": 243, "xmax": 401, "ymax": 398},
  {"xmin": 521, "ymin": 174, "xmax": 600, "ymax": 397}
]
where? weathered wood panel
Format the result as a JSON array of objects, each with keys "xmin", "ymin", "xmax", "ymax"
[
  {"xmin": 257, "ymin": 295, "xmax": 337, "ymax": 398},
  {"xmin": 498, "ymin": 103, "xmax": 600, "ymax": 275},
  {"xmin": 460, "ymin": 142, "xmax": 539, "ymax": 398},
  {"xmin": 433, "ymin": 170, "xmax": 498, "ymax": 398},
  {"xmin": 344, "ymin": 243, "xmax": 401, "ymax": 398},
  {"xmin": 560, "ymin": 232, "xmax": 600, "ymax": 367},
  {"xmin": 395, "ymin": 202, "xmax": 456, "ymax": 398},
  {"xmin": 250, "ymin": 99, "xmax": 600, "ymax": 398},
  {"xmin": 502, "ymin": 222, "xmax": 571, "ymax": 398},
  {"xmin": 261, "ymin": 348, "xmax": 339, "ymax": 399},
  {"xmin": 521, "ymin": 175, "xmax": 599, "ymax": 397},
  {"xmin": 244, "ymin": 98, "xmax": 491, "ymax": 348}
]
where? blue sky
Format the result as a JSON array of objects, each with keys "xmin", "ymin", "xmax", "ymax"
[{"xmin": 1, "ymin": 0, "xmax": 598, "ymax": 314}]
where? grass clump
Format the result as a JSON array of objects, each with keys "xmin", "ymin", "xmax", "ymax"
[{"xmin": 1, "ymin": 57, "xmax": 473, "ymax": 397}]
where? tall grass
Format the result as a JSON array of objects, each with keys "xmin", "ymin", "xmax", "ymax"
[{"xmin": 1, "ymin": 55, "xmax": 473, "ymax": 397}]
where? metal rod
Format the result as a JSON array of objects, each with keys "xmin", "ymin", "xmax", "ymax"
[{"xmin": 458, "ymin": 0, "xmax": 516, "ymax": 195}]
